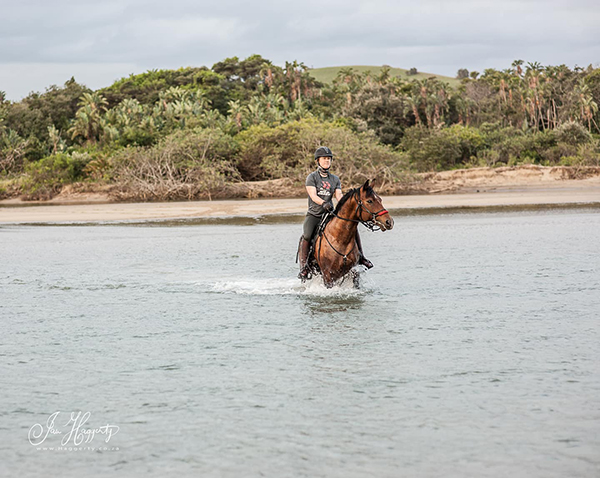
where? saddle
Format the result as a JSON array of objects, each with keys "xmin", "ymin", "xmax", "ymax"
[{"xmin": 295, "ymin": 212, "xmax": 334, "ymax": 274}]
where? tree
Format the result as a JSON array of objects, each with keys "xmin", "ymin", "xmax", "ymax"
[
  {"xmin": 68, "ymin": 92, "xmax": 108, "ymax": 143},
  {"xmin": 457, "ymin": 69, "xmax": 469, "ymax": 79}
]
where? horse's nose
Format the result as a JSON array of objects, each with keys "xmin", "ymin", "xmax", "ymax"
[{"xmin": 386, "ymin": 218, "xmax": 394, "ymax": 230}]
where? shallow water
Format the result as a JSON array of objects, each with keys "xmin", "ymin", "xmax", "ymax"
[{"xmin": 1, "ymin": 208, "xmax": 599, "ymax": 477}]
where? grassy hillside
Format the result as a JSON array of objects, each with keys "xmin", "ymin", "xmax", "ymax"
[{"xmin": 308, "ymin": 65, "xmax": 461, "ymax": 87}]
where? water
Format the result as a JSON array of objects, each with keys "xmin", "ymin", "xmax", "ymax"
[{"xmin": 1, "ymin": 209, "xmax": 599, "ymax": 477}]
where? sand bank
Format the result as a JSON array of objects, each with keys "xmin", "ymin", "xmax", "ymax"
[{"xmin": 1, "ymin": 182, "xmax": 598, "ymax": 224}]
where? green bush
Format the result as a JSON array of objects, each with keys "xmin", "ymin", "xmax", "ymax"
[
  {"xmin": 236, "ymin": 119, "xmax": 410, "ymax": 188},
  {"xmin": 111, "ymin": 127, "xmax": 240, "ymax": 201},
  {"xmin": 505, "ymin": 131, "xmax": 556, "ymax": 164},
  {"xmin": 541, "ymin": 143, "xmax": 577, "ymax": 164},
  {"xmin": 401, "ymin": 125, "xmax": 485, "ymax": 171},
  {"xmin": 555, "ymin": 121, "xmax": 592, "ymax": 146},
  {"xmin": 22, "ymin": 152, "xmax": 91, "ymax": 199},
  {"xmin": 118, "ymin": 128, "xmax": 157, "ymax": 147},
  {"xmin": 477, "ymin": 127, "xmax": 558, "ymax": 166},
  {"xmin": 558, "ymin": 142, "xmax": 600, "ymax": 167}
]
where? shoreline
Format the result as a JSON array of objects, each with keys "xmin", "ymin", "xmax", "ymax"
[{"xmin": 1, "ymin": 183, "xmax": 598, "ymax": 224}]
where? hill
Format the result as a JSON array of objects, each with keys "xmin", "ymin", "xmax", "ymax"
[{"xmin": 308, "ymin": 65, "xmax": 461, "ymax": 87}]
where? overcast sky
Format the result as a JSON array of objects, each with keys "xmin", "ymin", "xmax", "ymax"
[{"xmin": 1, "ymin": 0, "xmax": 599, "ymax": 101}]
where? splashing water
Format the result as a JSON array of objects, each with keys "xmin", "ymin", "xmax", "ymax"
[{"xmin": 210, "ymin": 275, "xmax": 368, "ymax": 296}]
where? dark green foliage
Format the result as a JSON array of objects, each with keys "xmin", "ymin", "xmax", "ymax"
[
  {"xmin": 401, "ymin": 125, "xmax": 488, "ymax": 171},
  {"xmin": 5, "ymin": 79, "xmax": 89, "ymax": 134},
  {"xmin": 212, "ymin": 54, "xmax": 270, "ymax": 92},
  {"xmin": 457, "ymin": 69, "xmax": 469, "ymax": 79},
  {"xmin": 118, "ymin": 128, "xmax": 157, "ymax": 148},
  {"xmin": 3, "ymin": 79, "xmax": 89, "ymax": 155},
  {"xmin": 100, "ymin": 67, "xmax": 227, "ymax": 109},
  {"xmin": 2, "ymin": 56, "xmax": 600, "ymax": 200},
  {"xmin": 346, "ymin": 83, "xmax": 410, "ymax": 146},
  {"xmin": 555, "ymin": 121, "xmax": 592, "ymax": 146},
  {"xmin": 22, "ymin": 152, "xmax": 91, "ymax": 199},
  {"xmin": 402, "ymin": 122, "xmax": 597, "ymax": 170}
]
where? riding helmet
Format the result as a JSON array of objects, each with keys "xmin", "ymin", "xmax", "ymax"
[{"xmin": 314, "ymin": 146, "xmax": 333, "ymax": 160}]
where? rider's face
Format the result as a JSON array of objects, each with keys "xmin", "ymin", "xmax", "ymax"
[{"xmin": 318, "ymin": 157, "xmax": 331, "ymax": 168}]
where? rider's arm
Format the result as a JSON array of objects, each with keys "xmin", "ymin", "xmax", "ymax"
[
  {"xmin": 334, "ymin": 188, "xmax": 343, "ymax": 201},
  {"xmin": 306, "ymin": 186, "xmax": 327, "ymax": 205}
]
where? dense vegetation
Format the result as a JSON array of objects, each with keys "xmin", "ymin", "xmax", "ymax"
[{"xmin": 1, "ymin": 55, "xmax": 599, "ymax": 200}]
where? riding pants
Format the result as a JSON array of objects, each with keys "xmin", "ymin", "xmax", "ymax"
[{"xmin": 302, "ymin": 213, "xmax": 322, "ymax": 241}]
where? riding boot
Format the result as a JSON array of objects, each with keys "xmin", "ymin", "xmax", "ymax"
[
  {"xmin": 355, "ymin": 231, "xmax": 373, "ymax": 269},
  {"xmin": 298, "ymin": 238, "xmax": 311, "ymax": 280}
]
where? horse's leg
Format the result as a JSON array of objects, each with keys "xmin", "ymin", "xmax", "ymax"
[
  {"xmin": 351, "ymin": 270, "xmax": 360, "ymax": 289},
  {"xmin": 322, "ymin": 271, "xmax": 335, "ymax": 289}
]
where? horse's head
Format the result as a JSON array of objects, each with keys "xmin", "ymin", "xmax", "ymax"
[{"xmin": 355, "ymin": 180, "xmax": 394, "ymax": 231}]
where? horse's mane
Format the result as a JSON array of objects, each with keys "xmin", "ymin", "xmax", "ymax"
[{"xmin": 334, "ymin": 184, "xmax": 374, "ymax": 214}]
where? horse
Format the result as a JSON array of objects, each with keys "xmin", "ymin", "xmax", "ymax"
[{"xmin": 300, "ymin": 179, "xmax": 394, "ymax": 288}]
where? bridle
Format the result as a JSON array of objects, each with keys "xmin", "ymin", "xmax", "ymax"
[
  {"xmin": 330, "ymin": 189, "xmax": 389, "ymax": 232},
  {"xmin": 317, "ymin": 189, "xmax": 388, "ymax": 265}
]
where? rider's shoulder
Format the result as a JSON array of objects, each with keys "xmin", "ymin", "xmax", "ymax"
[{"xmin": 306, "ymin": 170, "xmax": 319, "ymax": 185}]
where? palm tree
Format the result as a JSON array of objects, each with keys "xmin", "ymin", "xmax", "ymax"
[
  {"xmin": 511, "ymin": 60, "xmax": 524, "ymax": 77},
  {"xmin": 227, "ymin": 100, "xmax": 244, "ymax": 131},
  {"xmin": 246, "ymin": 97, "xmax": 265, "ymax": 125},
  {"xmin": 575, "ymin": 84, "xmax": 599, "ymax": 131},
  {"xmin": 47, "ymin": 125, "xmax": 66, "ymax": 154},
  {"xmin": 201, "ymin": 109, "xmax": 223, "ymax": 128},
  {"xmin": 68, "ymin": 92, "xmax": 108, "ymax": 143},
  {"xmin": 405, "ymin": 94, "xmax": 422, "ymax": 125}
]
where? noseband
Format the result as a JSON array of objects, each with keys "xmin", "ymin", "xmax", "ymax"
[
  {"xmin": 332, "ymin": 190, "xmax": 388, "ymax": 232},
  {"xmin": 318, "ymin": 189, "xmax": 388, "ymax": 265}
]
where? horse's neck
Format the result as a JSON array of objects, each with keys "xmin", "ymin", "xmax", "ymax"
[{"xmin": 328, "ymin": 199, "xmax": 359, "ymax": 241}]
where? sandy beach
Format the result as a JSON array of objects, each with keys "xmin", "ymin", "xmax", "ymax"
[{"xmin": 1, "ymin": 181, "xmax": 598, "ymax": 224}]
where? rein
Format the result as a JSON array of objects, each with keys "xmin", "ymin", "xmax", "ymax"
[
  {"xmin": 319, "ymin": 230, "xmax": 352, "ymax": 265},
  {"xmin": 319, "ymin": 189, "xmax": 388, "ymax": 264},
  {"xmin": 329, "ymin": 190, "xmax": 388, "ymax": 232}
]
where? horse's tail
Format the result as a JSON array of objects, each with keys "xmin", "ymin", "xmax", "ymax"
[{"xmin": 295, "ymin": 235, "xmax": 303, "ymax": 264}]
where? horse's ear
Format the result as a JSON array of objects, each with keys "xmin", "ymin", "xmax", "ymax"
[{"xmin": 362, "ymin": 179, "xmax": 370, "ymax": 191}]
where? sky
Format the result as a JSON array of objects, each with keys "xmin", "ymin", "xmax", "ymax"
[{"xmin": 1, "ymin": 0, "xmax": 599, "ymax": 101}]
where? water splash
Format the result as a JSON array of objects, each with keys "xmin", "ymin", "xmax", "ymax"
[{"xmin": 210, "ymin": 276, "xmax": 365, "ymax": 296}]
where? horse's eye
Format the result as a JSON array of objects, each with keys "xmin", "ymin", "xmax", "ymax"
[{"xmin": 367, "ymin": 200, "xmax": 373, "ymax": 204}]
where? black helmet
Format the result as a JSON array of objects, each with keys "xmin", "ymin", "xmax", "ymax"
[{"xmin": 314, "ymin": 146, "xmax": 333, "ymax": 160}]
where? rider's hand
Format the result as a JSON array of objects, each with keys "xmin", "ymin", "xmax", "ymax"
[{"xmin": 323, "ymin": 201, "xmax": 334, "ymax": 213}]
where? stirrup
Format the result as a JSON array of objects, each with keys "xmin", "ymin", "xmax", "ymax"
[
  {"xmin": 298, "ymin": 266, "xmax": 312, "ymax": 281},
  {"xmin": 359, "ymin": 256, "xmax": 373, "ymax": 269}
]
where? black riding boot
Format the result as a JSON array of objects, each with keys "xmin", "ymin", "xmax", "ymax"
[
  {"xmin": 298, "ymin": 238, "xmax": 311, "ymax": 280},
  {"xmin": 355, "ymin": 231, "xmax": 373, "ymax": 269}
]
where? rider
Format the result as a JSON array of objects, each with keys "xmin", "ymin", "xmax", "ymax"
[{"xmin": 298, "ymin": 146, "xmax": 373, "ymax": 280}]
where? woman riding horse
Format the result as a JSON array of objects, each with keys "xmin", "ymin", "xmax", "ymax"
[
  {"xmin": 298, "ymin": 146, "xmax": 372, "ymax": 281},
  {"xmin": 310, "ymin": 179, "xmax": 394, "ymax": 287}
]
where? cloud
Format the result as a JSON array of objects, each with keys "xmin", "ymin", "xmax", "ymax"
[
  {"xmin": 0, "ymin": 0, "xmax": 599, "ymax": 100},
  {"xmin": 0, "ymin": 62, "xmax": 139, "ymax": 99}
]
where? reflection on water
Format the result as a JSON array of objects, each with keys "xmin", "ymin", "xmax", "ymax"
[
  {"xmin": 301, "ymin": 293, "xmax": 366, "ymax": 315},
  {"xmin": 1, "ymin": 208, "xmax": 599, "ymax": 478}
]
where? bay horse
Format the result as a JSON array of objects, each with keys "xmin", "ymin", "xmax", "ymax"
[{"xmin": 301, "ymin": 179, "xmax": 394, "ymax": 288}]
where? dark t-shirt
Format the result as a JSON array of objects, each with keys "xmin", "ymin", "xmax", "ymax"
[{"xmin": 305, "ymin": 170, "xmax": 342, "ymax": 217}]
